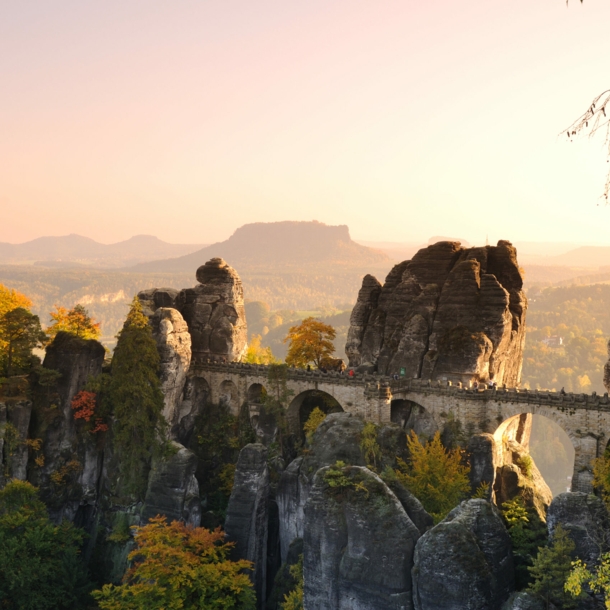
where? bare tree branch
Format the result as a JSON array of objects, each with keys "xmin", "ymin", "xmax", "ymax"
[{"xmin": 562, "ymin": 89, "xmax": 610, "ymax": 202}]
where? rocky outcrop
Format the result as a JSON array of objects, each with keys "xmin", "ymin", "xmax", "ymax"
[
  {"xmin": 346, "ymin": 241, "xmax": 527, "ymax": 385},
  {"xmin": 304, "ymin": 464, "xmax": 420, "ymax": 610},
  {"xmin": 547, "ymin": 492, "xmax": 610, "ymax": 565},
  {"xmin": 0, "ymin": 400, "xmax": 32, "ymax": 483},
  {"xmin": 468, "ymin": 434, "xmax": 496, "ymax": 499},
  {"xmin": 150, "ymin": 307, "xmax": 191, "ymax": 432},
  {"xmin": 142, "ymin": 442, "xmax": 200, "ymax": 526},
  {"xmin": 494, "ymin": 438, "xmax": 552, "ymax": 521},
  {"xmin": 225, "ymin": 443, "xmax": 269, "ymax": 608},
  {"xmin": 502, "ymin": 592, "xmax": 555, "ymax": 610},
  {"xmin": 412, "ymin": 499, "xmax": 514, "ymax": 610},
  {"xmin": 32, "ymin": 332, "xmax": 106, "ymax": 521},
  {"xmin": 137, "ymin": 287, "xmax": 181, "ymax": 317},
  {"xmin": 178, "ymin": 258, "xmax": 247, "ymax": 363}
]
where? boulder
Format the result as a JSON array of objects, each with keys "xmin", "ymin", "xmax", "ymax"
[
  {"xmin": 303, "ymin": 464, "xmax": 420, "ymax": 610},
  {"xmin": 178, "ymin": 258, "xmax": 247, "ymax": 363},
  {"xmin": 142, "ymin": 442, "xmax": 200, "ymax": 526},
  {"xmin": 346, "ymin": 241, "xmax": 527, "ymax": 386},
  {"xmin": 502, "ymin": 592, "xmax": 555, "ymax": 610},
  {"xmin": 150, "ymin": 307, "xmax": 192, "ymax": 432},
  {"xmin": 547, "ymin": 492, "xmax": 610, "ymax": 566},
  {"xmin": 225, "ymin": 443, "xmax": 270, "ymax": 608},
  {"xmin": 412, "ymin": 499, "xmax": 514, "ymax": 610},
  {"xmin": 137, "ymin": 287, "xmax": 181, "ymax": 318}
]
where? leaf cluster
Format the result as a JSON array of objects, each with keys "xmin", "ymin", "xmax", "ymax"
[
  {"xmin": 284, "ymin": 317, "xmax": 336, "ymax": 368},
  {"xmin": 281, "ymin": 555, "xmax": 304, "ymax": 610},
  {"xmin": 92, "ymin": 515, "xmax": 256, "ymax": 610},
  {"xmin": 396, "ymin": 431, "xmax": 470, "ymax": 523},
  {"xmin": 47, "ymin": 304, "xmax": 101, "ymax": 341},
  {"xmin": 0, "ymin": 480, "xmax": 91, "ymax": 610}
]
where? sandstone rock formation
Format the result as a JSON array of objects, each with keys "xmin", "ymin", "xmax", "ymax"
[
  {"xmin": 346, "ymin": 240, "xmax": 527, "ymax": 385},
  {"xmin": 304, "ymin": 464, "xmax": 421, "ymax": 610},
  {"xmin": 502, "ymin": 592, "xmax": 555, "ymax": 610},
  {"xmin": 277, "ymin": 412, "xmax": 420, "ymax": 564},
  {"xmin": 412, "ymin": 499, "xmax": 514, "ymax": 610},
  {"xmin": 142, "ymin": 441, "xmax": 200, "ymax": 526},
  {"xmin": 150, "ymin": 307, "xmax": 191, "ymax": 431},
  {"xmin": 137, "ymin": 257, "xmax": 247, "ymax": 364},
  {"xmin": 225, "ymin": 443, "xmax": 270, "ymax": 608},
  {"xmin": 0, "ymin": 400, "xmax": 32, "ymax": 484},
  {"xmin": 32, "ymin": 332, "xmax": 106, "ymax": 521},
  {"xmin": 547, "ymin": 492, "xmax": 610, "ymax": 566},
  {"xmin": 178, "ymin": 258, "xmax": 247, "ymax": 363}
]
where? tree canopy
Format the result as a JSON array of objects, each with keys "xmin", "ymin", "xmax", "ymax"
[
  {"xmin": 395, "ymin": 431, "xmax": 470, "ymax": 523},
  {"xmin": 104, "ymin": 297, "xmax": 166, "ymax": 498},
  {"xmin": 283, "ymin": 317, "xmax": 336, "ymax": 368},
  {"xmin": 47, "ymin": 304, "xmax": 101, "ymax": 341},
  {"xmin": 0, "ymin": 307, "xmax": 46, "ymax": 377},
  {"xmin": 92, "ymin": 515, "xmax": 256, "ymax": 610},
  {"xmin": 0, "ymin": 480, "xmax": 89, "ymax": 610}
]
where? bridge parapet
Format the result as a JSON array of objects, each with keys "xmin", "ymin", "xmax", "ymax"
[{"xmin": 390, "ymin": 378, "xmax": 610, "ymax": 412}]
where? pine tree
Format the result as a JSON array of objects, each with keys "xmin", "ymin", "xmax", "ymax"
[
  {"xmin": 528, "ymin": 525, "xmax": 577, "ymax": 609},
  {"xmin": 106, "ymin": 297, "xmax": 166, "ymax": 498}
]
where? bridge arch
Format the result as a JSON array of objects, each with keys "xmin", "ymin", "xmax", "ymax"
[
  {"xmin": 247, "ymin": 383, "xmax": 267, "ymax": 405},
  {"xmin": 390, "ymin": 399, "xmax": 439, "ymax": 441},
  {"xmin": 493, "ymin": 412, "xmax": 576, "ymax": 496},
  {"xmin": 219, "ymin": 379, "xmax": 239, "ymax": 415},
  {"xmin": 286, "ymin": 389, "xmax": 344, "ymax": 436}
]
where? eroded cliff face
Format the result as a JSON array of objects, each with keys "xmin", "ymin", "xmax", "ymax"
[
  {"xmin": 138, "ymin": 257, "xmax": 247, "ymax": 364},
  {"xmin": 346, "ymin": 240, "xmax": 527, "ymax": 385}
]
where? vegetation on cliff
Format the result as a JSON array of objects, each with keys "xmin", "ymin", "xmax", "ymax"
[
  {"xmin": 92, "ymin": 515, "xmax": 256, "ymax": 609},
  {"xmin": 0, "ymin": 480, "xmax": 90, "ymax": 610}
]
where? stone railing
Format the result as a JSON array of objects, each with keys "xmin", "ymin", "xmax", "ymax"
[
  {"xmin": 192, "ymin": 360, "xmax": 610, "ymax": 412},
  {"xmin": 390, "ymin": 377, "xmax": 610, "ymax": 412}
]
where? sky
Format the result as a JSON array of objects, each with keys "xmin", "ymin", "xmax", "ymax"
[{"xmin": 2, "ymin": 0, "xmax": 610, "ymax": 247}]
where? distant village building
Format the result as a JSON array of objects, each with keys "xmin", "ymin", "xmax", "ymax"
[{"xmin": 542, "ymin": 335, "xmax": 563, "ymax": 348}]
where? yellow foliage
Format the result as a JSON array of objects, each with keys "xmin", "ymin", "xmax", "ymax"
[
  {"xmin": 244, "ymin": 334, "xmax": 278, "ymax": 364},
  {"xmin": 47, "ymin": 304, "xmax": 101, "ymax": 341},
  {"xmin": 396, "ymin": 431, "xmax": 470, "ymax": 523},
  {"xmin": 303, "ymin": 407, "xmax": 326, "ymax": 443},
  {"xmin": 219, "ymin": 463, "xmax": 236, "ymax": 495},
  {"xmin": 284, "ymin": 317, "xmax": 336, "ymax": 368}
]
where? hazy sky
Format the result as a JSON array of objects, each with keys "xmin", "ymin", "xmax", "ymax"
[{"xmin": 2, "ymin": 0, "xmax": 610, "ymax": 246}]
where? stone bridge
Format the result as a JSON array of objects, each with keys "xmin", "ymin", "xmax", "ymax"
[{"xmin": 193, "ymin": 361, "xmax": 610, "ymax": 493}]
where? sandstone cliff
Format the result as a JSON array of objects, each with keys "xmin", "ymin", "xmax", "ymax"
[{"xmin": 346, "ymin": 240, "xmax": 527, "ymax": 385}]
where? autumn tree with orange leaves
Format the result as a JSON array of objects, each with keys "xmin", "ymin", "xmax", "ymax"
[
  {"xmin": 92, "ymin": 515, "xmax": 256, "ymax": 610},
  {"xmin": 284, "ymin": 317, "xmax": 336, "ymax": 369},
  {"xmin": 47, "ymin": 304, "xmax": 101, "ymax": 341}
]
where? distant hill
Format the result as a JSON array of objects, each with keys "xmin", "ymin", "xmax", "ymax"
[
  {"xmin": 0, "ymin": 234, "xmax": 205, "ymax": 267},
  {"xmin": 133, "ymin": 221, "xmax": 390, "ymax": 272},
  {"xmin": 542, "ymin": 246, "xmax": 610, "ymax": 268}
]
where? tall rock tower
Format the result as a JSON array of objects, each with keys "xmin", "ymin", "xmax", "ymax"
[{"xmin": 346, "ymin": 240, "xmax": 527, "ymax": 386}]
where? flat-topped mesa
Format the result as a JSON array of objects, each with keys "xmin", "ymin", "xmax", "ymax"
[
  {"xmin": 179, "ymin": 258, "xmax": 247, "ymax": 363},
  {"xmin": 346, "ymin": 240, "xmax": 527, "ymax": 386}
]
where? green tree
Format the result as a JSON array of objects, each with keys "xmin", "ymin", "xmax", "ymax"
[
  {"xmin": 47, "ymin": 304, "xmax": 101, "ymax": 341},
  {"xmin": 360, "ymin": 421, "xmax": 381, "ymax": 471},
  {"xmin": 396, "ymin": 431, "xmax": 470, "ymax": 523},
  {"xmin": 92, "ymin": 515, "xmax": 255, "ymax": 610},
  {"xmin": 0, "ymin": 307, "xmax": 46, "ymax": 377},
  {"xmin": 284, "ymin": 317, "xmax": 336, "ymax": 368},
  {"xmin": 262, "ymin": 363, "xmax": 294, "ymax": 451},
  {"xmin": 0, "ymin": 480, "xmax": 90, "ymax": 610},
  {"xmin": 528, "ymin": 525, "xmax": 578, "ymax": 609},
  {"xmin": 104, "ymin": 297, "xmax": 167, "ymax": 498},
  {"xmin": 501, "ymin": 497, "xmax": 548, "ymax": 589}
]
